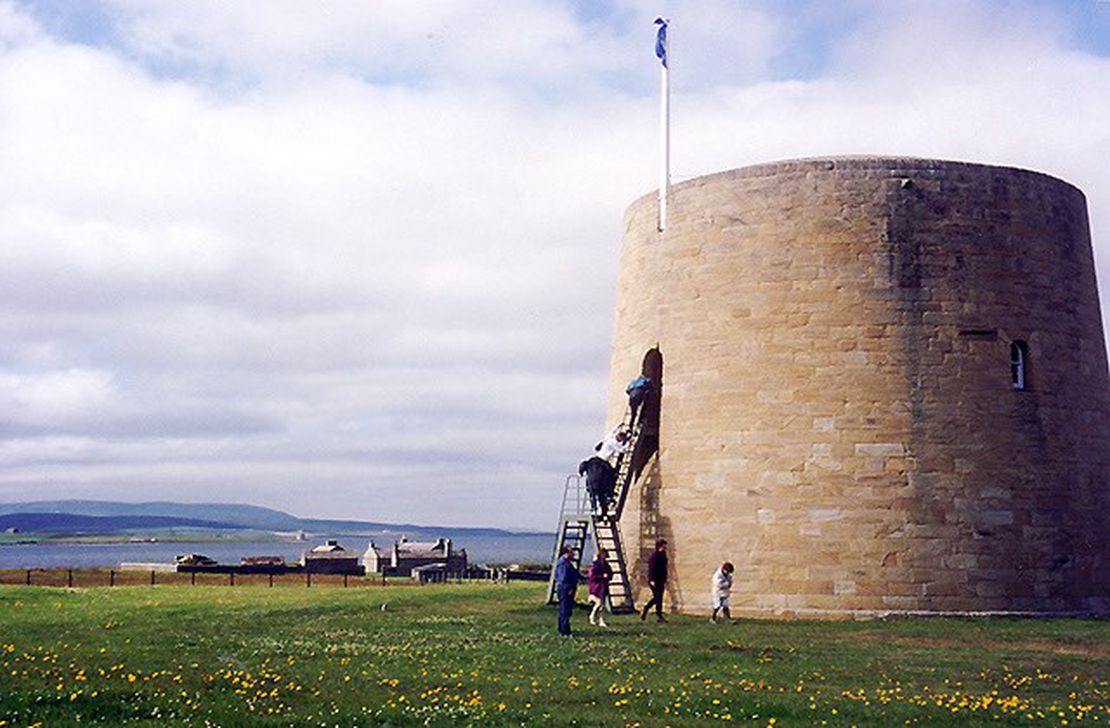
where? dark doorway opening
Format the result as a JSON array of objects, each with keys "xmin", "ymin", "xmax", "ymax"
[{"xmin": 630, "ymin": 347, "xmax": 662, "ymax": 480}]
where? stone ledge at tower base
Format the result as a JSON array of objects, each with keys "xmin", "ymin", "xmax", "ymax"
[{"xmin": 727, "ymin": 607, "xmax": 1110, "ymax": 622}]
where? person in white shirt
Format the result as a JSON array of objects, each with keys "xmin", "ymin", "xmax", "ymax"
[
  {"xmin": 710, "ymin": 562, "xmax": 735, "ymax": 623},
  {"xmin": 595, "ymin": 426, "xmax": 630, "ymax": 461},
  {"xmin": 579, "ymin": 427, "xmax": 629, "ymax": 514}
]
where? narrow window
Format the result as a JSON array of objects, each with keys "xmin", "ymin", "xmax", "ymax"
[{"xmin": 1011, "ymin": 340, "xmax": 1028, "ymax": 390}]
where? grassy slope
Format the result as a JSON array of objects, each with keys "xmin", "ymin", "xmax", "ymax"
[{"xmin": 0, "ymin": 582, "xmax": 1107, "ymax": 726}]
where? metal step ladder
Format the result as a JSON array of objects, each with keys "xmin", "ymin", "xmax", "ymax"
[{"xmin": 546, "ymin": 475, "xmax": 591, "ymax": 604}]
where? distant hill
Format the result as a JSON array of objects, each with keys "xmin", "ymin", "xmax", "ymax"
[
  {"xmin": 0, "ymin": 500, "xmax": 300, "ymax": 530},
  {"xmin": 0, "ymin": 500, "xmax": 547, "ymax": 537},
  {"xmin": 0, "ymin": 512, "xmax": 247, "ymax": 535}
]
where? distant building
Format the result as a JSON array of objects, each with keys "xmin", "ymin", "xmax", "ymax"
[
  {"xmin": 241, "ymin": 555, "xmax": 284, "ymax": 566},
  {"xmin": 362, "ymin": 542, "xmax": 385, "ymax": 573},
  {"xmin": 362, "ymin": 536, "xmax": 467, "ymax": 577},
  {"xmin": 302, "ymin": 539, "xmax": 364, "ymax": 575},
  {"xmin": 176, "ymin": 553, "xmax": 216, "ymax": 566},
  {"xmin": 411, "ymin": 562, "xmax": 451, "ymax": 583},
  {"xmin": 238, "ymin": 555, "xmax": 287, "ymax": 574}
]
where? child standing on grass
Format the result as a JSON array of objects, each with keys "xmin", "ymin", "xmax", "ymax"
[
  {"xmin": 710, "ymin": 561, "xmax": 734, "ymax": 623},
  {"xmin": 587, "ymin": 548, "xmax": 613, "ymax": 627}
]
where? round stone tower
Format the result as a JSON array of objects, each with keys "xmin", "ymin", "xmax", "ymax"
[{"xmin": 608, "ymin": 156, "xmax": 1110, "ymax": 617}]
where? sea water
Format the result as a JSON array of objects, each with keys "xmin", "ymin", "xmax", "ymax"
[{"xmin": 0, "ymin": 533, "xmax": 554, "ymax": 569}]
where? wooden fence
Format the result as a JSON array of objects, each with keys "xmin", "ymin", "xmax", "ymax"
[
  {"xmin": 0, "ymin": 568, "xmax": 408, "ymax": 589},
  {"xmin": 0, "ymin": 567, "xmax": 548, "ymax": 589}
]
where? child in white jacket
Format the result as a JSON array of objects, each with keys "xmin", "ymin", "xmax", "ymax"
[{"xmin": 710, "ymin": 562, "xmax": 734, "ymax": 623}]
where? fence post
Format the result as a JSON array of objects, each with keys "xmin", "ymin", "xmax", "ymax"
[
  {"xmin": 343, "ymin": 574, "xmax": 348, "ymax": 588},
  {"xmin": 25, "ymin": 569, "xmax": 30, "ymax": 586},
  {"xmin": 67, "ymin": 569, "xmax": 73, "ymax": 588},
  {"xmin": 191, "ymin": 572, "xmax": 196, "ymax": 586},
  {"xmin": 109, "ymin": 570, "xmax": 115, "ymax": 587},
  {"xmin": 269, "ymin": 573, "xmax": 274, "ymax": 588},
  {"xmin": 150, "ymin": 570, "xmax": 155, "ymax": 586},
  {"xmin": 306, "ymin": 572, "xmax": 311, "ymax": 588},
  {"xmin": 229, "ymin": 573, "xmax": 235, "ymax": 587},
  {"xmin": 381, "ymin": 572, "xmax": 385, "ymax": 587}
]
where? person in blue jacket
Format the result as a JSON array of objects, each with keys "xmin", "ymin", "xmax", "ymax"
[
  {"xmin": 626, "ymin": 375, "xmax": 654, "ymax": 426},
  {"xmin": 554, "ymin": 545, "xmax": 580, "ymax": 636}
]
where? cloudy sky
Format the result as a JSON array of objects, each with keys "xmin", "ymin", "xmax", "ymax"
[{"xmin": 1, "ymin": 1, "xmax": 1109, "ymax": 530}]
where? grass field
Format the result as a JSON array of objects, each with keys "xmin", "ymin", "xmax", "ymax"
[{"xmin": 0, "ymin": 581, "xmax": 1107, "ymax": 726}]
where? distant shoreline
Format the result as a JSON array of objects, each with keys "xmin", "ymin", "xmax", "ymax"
[
  {"xmin": 0, "ymin": 533, "xmax": 554, "ymax": 569},
  {"xmin": 0, "ymin": 500, "xmax": 551, "ymax": 538}
]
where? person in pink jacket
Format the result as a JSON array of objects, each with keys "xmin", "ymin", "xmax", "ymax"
[{"xmin": 587, "ymin": 548, "xmax": 613, "ymax": 627}]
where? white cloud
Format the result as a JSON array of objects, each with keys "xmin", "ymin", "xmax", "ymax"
[
  {"xmin": 0, "ymin": 0, "xmax": 38, "ymax": 47},
  {"xmin": 1, "ymin": 0, "xmax": 1109, "ymax": 528},
  {"xmin": 0, "ymin": 368, "xmax": 114, "ymax": 425},
  {"xmin": 105, "ymin": 0, "xmax": 634, "ymax": 90}
]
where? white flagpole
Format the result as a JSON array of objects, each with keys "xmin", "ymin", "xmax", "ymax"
[{"xmin": 657, "ymin": 18, "xmax": 670, "ymax": 233}]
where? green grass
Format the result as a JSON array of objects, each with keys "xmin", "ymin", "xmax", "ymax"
[{"xmin": 0, "ymin": 582, "xmax": 1107, "ymax": 726}]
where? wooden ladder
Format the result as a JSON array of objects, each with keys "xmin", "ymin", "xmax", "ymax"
[
  {"xmin": 592, "ymin": 513, "xmax": 634, "ymax": 612},
  {"xmin": 592, "ymin": 406, "xmax": 645, "ymax": 613},
  {"xmin": 546, "ymin": 401, "xmax": 647, "ymax": 612}
]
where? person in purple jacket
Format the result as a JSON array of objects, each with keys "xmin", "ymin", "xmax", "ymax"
[
  {"xmin": 640, "ymin": 539, "xmax": 668, "ymax": 623},
  {"xmin": 587, "ymin": 548, "xmax": 613, "ymax": 627}
]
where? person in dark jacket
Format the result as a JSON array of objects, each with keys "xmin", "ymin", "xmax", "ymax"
[
  {"xmin": 578, "ymin": 455, "xmax": 616, "ymax": 514},
  {"xmin": 640, "ymin": 539, "xmax": 668, "ymax": 622},
  {"xmin": 554, "ymin": 546, "xmax": 580, "ymax": 636}
]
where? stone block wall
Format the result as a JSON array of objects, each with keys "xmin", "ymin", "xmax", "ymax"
[{"xmin": 608, "ymin": 157, "xmax": 1110, "ymax": 617}]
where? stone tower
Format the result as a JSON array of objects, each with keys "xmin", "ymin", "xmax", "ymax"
[{"xmin": 608, "ymin": 156, "xmax": 1110, "ymax": 617}]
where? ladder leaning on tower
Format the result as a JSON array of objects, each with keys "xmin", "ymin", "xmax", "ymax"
[{"xmin": 546, "ymin": 394, "xmax": 650, "ymax": 614}]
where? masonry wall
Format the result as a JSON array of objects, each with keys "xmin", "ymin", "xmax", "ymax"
[{"xmin": 608, "ymin": 157, "xmax": 1110, "ymax": 616}]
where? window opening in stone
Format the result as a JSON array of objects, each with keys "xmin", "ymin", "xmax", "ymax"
[{"xmin": 1011, "ymin": 340, "xmax": 1028, "ymax": 390}]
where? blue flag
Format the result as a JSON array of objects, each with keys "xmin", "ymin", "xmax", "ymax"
[{"xmin": 654, "ymin": 17, "xmax": 668, "ymax": 68}]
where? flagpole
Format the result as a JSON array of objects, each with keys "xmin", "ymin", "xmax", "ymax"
[{"xmin": 657, "ymin": 18, "xmax": 670, "ymax": 233}]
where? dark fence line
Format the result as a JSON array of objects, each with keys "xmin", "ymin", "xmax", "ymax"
[
  {"xmin": 0, "ymin": 568, "xmax": 403, "ymax": 589},
  {"xmin": 0, "ymin": 567, "xmax": 551, "ymax": 589},
  {"xmin": 415, "ymin": 567, "xmax": 551, "ymax": 584}
]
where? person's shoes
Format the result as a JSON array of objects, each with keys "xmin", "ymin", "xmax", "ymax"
[
  {"xmin": 639, "ymin": 609, "xmax": 647, "ymax": 621},
  {"xmin": 589, "ymin": 617, "xmax": 596, "ymax": 625},
  {"xmin": 656, "ymin": 614, "xmax": 667, "ymax": 623},
  {"xmin": 598, "ymin": 620, "xmax": 608, "ymax": 628},
  {"xmin": 709, "ymin": 617, "xmax": 717, "ymax": 624}
]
